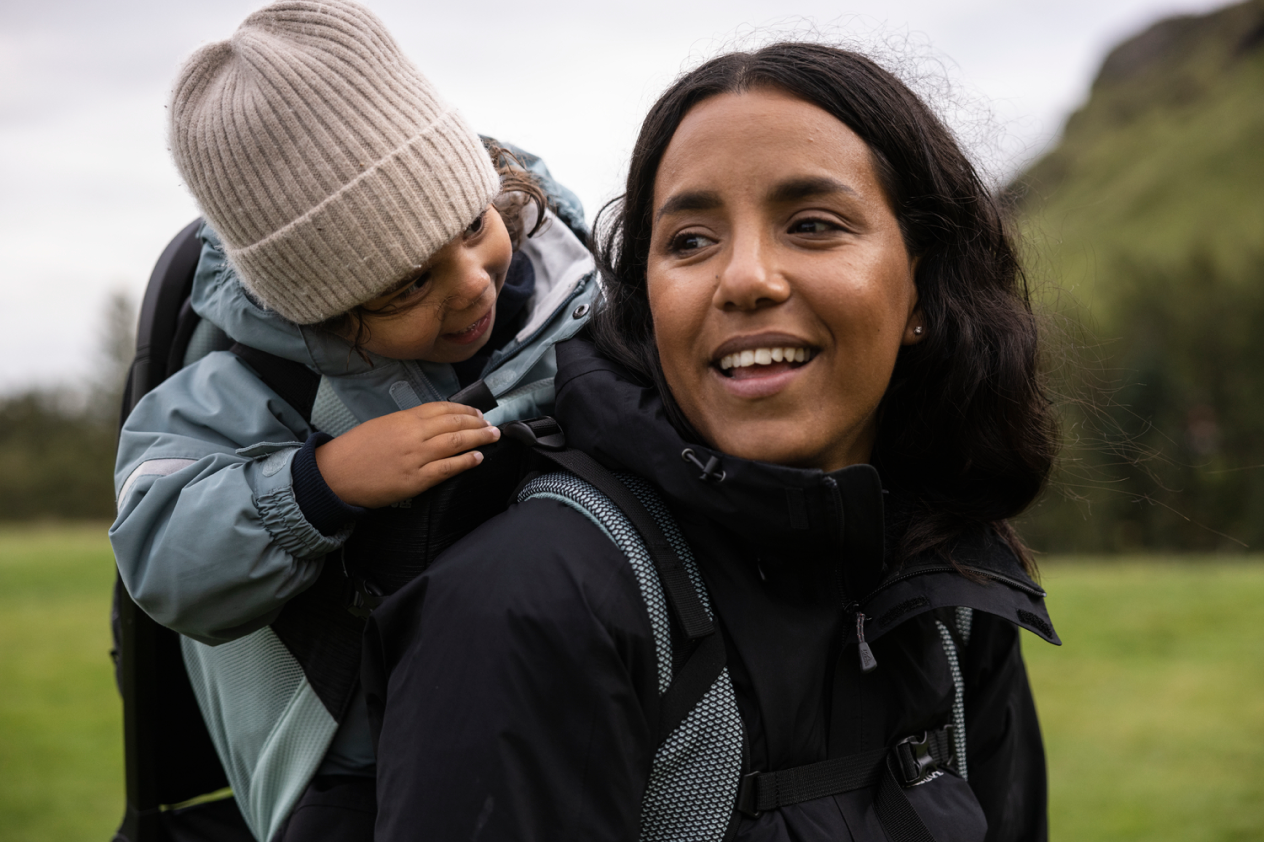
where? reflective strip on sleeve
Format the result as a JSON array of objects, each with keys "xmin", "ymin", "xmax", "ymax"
[{"xmin": 117, "ymin": 458, "xmax": 198, "ymax": 508}]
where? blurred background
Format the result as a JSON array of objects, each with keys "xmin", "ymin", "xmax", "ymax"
[{"xmin": 1, "ymin": 0, "xmax": 1262, "ymax": 839}]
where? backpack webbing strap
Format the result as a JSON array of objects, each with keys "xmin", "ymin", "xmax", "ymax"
[
  {"xmin": 533, "ymin": 447, "xmax": 715, "ymax": 641},
  {"xmin": 737, "ymin": 748, "xmax": 887, "ymax": 814},
  {"xmin": 230, "ymin": 343, "xmax": 321, "ymax": 426},
  {"xmin": 737, "ymin": 726, "xmax": 954, "ymax": 841},
  {"xmin": 873, "ymin": 759, "xmax": 937, "ymax": 842}
]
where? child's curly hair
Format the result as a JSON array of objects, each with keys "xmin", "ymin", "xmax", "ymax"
[{"xmin": 319, "ymin": 142, "xmax": 547, "ymax": 357}]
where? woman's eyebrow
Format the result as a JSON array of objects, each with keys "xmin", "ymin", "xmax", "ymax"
[
  {"xmin": 768, "ymin": 176, "xmax": 857, "ymax": 203},
  {"xmin": 655, "ymin": 190, "xmax": 721, "ymax": 222}
]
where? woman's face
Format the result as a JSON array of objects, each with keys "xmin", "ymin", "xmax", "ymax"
[{"xmin": 647, "ymin": 88, "xmax": 923, "ymax": 472}]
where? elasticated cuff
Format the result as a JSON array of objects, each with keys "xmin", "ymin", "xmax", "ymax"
[{"xmin": 291, "ymin": 433, "xmax": 367, "ymax": 536}]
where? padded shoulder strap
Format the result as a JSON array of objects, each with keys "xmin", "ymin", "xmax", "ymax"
[
  {"xmin": 519, "ymin": 468, "xmax": 743, "ymax": 842},
  {"xmin": 229, "ymin": 343, "xmax": 321, "ymax": 427}
]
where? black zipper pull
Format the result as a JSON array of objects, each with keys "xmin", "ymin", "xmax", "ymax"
[{"xmin": 856, "ymin": 611, "xmax": 878, "ymax": 673}]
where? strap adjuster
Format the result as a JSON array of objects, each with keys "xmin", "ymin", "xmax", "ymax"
[
  {"xmin": 893, "ymin": 726, "xmax": 955, "ymax": 786},
  {"xmin": 346, "ymin": 576, "xmax": 384, "ymax": 619},
  {"xmin": 501, "ymin": 417, "xmax": 566, "ymax": 450}
]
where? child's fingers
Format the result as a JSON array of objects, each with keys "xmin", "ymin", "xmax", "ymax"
[
  {"xmin": 416, "ymin": 411, "xmax": 498, "ymax": 443},
  {"xmin": 421, "ymin": 421, "xmax": 501, "ymax": 461},
  {"xmin": 408, "ymin": 401, "xmax": 487, "ymax": 421},
  {"xmin": 414, "ymin": 449, "xmax": 486, "ymax": 493}
]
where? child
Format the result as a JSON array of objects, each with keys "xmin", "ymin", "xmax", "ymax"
[{"xmin": 109, "ymin": 2, "xmax": 596, "ymax": 840}]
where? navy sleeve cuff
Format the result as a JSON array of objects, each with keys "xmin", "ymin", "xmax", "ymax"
[{"xmin": 291, "ymin": 432, "xmax": 367, "ymax": 536}]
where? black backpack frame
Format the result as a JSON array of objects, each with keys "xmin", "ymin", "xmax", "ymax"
[{"xmin": 113, "ymin": 219, "xmax": 255, "ymax": 842}]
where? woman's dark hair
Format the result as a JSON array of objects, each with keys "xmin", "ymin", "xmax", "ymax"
[{"xmin": 590, "ymin": 42, "xmax": 1056, "ymax": 572}]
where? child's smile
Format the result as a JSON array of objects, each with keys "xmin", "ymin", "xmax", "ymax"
[
  {"xmin": 442, "ymin": 309, "xmax": 494, "ymax": 346},
  {"xmin": 347, "ymin": 205, "xmax": 513, "ymax": 363}
]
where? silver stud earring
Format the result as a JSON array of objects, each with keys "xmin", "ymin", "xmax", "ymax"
[{"xmin": 913, "ymin": 326, "xmax": 924, "ymax": 336}]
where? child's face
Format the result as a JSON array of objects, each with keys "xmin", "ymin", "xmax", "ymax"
[{"xmin": 351, "ymin": 205, "xmax": 514, "ymax": 363}]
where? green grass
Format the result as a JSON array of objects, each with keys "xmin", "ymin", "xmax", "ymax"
[
  {"xmin": 1, "ymin": 527, "xmax": 1262, "ymax": 840},
  {"xmin": 0, "ymin": 523, "xmax": 122, "ymax": 842},
  {"xmin": 1026, "ymin": 558, "xmax": 1264, "ymax": 841}
]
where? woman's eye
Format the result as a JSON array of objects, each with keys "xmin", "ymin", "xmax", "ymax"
[
  {"xmin": 668, "ymin": 232, "xmax": 716, "ymax": 254},
  {"xmin": 790, "ymin": 218, "xmax": 840, "ymax": 235},
  {"xmin": 464, "ymin": 211, "xmax": 485, "ymax": 237}
]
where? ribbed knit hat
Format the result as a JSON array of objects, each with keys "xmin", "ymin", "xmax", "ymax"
[{"xmin": 170, "ymin": 0, "xmax": 500, "ymax": 324}]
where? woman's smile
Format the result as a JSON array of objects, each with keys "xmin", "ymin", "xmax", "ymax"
[{"xmin": 708, "ymin": 332, "xmax": 817, "ymax": 398}]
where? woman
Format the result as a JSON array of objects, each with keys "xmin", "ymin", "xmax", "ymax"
[{"xmin": 365, "ymin": 42, "xmax": 1059, "ymax": 841}]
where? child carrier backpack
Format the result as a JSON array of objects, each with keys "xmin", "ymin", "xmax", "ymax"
[
  {"xmin": 110, "ymin": 215, "xmax": 722, "ymax": 841},
  {"xmin": 112, "ymin": 140, "xmax": 591, "ymax": 841}
]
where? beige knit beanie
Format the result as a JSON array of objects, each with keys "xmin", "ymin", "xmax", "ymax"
[{"xmin": 170, "ymin": 0, "xmax": 500, "ymax": 324}]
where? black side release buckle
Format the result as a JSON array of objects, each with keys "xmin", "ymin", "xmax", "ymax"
[
  {"xmin": 892, "ymin": 726, "xmax": 955, "ymax": 786},
  {"xmin": 347, "ymin": 576, "xmax": 384, "ymax": 619},
  {"xmin": 500, "ymin": 416, "xmax": 566, "ymax": 450}
]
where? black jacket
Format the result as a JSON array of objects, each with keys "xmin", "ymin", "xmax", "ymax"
[{"xmin": 365, "ymin": 338, "xmax": 1059, "ymax": 842}]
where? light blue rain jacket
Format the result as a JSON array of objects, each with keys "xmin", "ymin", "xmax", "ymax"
[{"xmin": 110, "ymin": 152, "xmax": 597, "ymax": 841}]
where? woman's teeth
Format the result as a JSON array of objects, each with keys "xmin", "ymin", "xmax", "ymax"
[{"xmin": 718, "ymin": 347, "xmax": 811, "ymax": 371}]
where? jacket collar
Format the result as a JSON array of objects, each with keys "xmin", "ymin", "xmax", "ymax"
[{"xmin": 554, "ymin": 337, "xmax": 1059, "ymax": 645}]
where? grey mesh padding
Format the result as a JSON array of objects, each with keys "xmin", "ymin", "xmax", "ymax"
[
  {"xmin": 955, "ymin": 606, "xmax": 974, "ymax": 645},
  {"xmin": 520, "ymin": 472, "xmax": 744, "ymax": 842},
  {"xmin": 182, "ymin": 628, "xmax": 339, "ymax": 842},
  {"xmin": 935, "ymin": 620, "xmax": 968, "ymax": 781},
  {"xmin": 311, "ymin": 377, "xmax": 360, "ymax": 435},
  {"xmin": 182, "ymin": 318, "xmax": 234, "ymax": 368}
]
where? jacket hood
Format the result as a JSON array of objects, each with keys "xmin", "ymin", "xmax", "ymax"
[{"xmin": 554, "ymin": 337, "xmax": 1059, "ymax": 645}]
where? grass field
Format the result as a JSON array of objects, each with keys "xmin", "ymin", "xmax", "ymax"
[{"xmin": 1, "ymin": 525, "xmax": 1262, "ymax": 841}]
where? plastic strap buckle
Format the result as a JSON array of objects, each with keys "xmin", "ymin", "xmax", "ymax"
[
  {"xmin": 500, "ymin": 416, "xmax": 567, "ymax": 450},
  {"xmin": 893, "ymin": 726, "xmax": 955, "ymax": 786}
]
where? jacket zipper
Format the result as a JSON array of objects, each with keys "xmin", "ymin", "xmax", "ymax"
[{"xmin": 823, "ymin": 476, "xmax": 879, "ymax": 673}]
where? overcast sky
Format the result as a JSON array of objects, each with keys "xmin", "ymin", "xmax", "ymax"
[{"xmin": 0, "ymin": 0, "xmax": 1232, "ymax": 393}]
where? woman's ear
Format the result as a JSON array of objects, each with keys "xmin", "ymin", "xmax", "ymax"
[
  {"xmin": 901, "ymin": 257, "xmax": 925, "ymax": 346},
  {"xmin": 902, "ymin": 308, "xmax": 926, "ymax": 345}
]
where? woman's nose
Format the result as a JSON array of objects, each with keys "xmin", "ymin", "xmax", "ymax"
[{"xmin": 714, "ymin": 231, "xmax": 791, "ymax": 311}]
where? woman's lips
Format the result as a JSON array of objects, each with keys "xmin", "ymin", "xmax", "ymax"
[
  {"xmin": 442, "ymin": 309, "xmax": 493, "ymax": 346},
  {"xmin": 711, "ymin": 357, "xmax": 812, "ymax": 399}
]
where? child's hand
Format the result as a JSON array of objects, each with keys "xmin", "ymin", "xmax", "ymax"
[{"xmin": 314, "ymin": 402, "xmax": 501, "ymax": 508}]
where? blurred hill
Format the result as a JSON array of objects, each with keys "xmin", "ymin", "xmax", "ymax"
[{"xmin": 1016, "ymin": 0, "xmax": 1264, "ymax": 552}]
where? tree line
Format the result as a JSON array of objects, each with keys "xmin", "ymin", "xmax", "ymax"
[
  {"xmin": 1019, "ymin": 251, "xmax": 1264, "ymax": 553},
  {"xmin": 7, "ymin": 268, "xmax": 1264, "ymax": 554}
]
